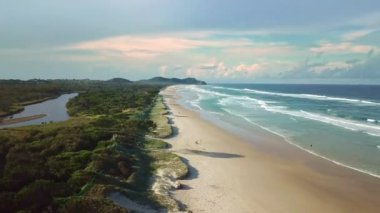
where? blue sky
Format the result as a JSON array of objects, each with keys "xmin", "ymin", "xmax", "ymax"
[{"xmin": 1, "ymin": 0, "xmax": 380, "ymax": 83}]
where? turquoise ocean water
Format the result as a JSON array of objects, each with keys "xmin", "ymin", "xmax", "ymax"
[{"xmin": 176, "ymin": 84, "xmax": 380, "ymax": 178}]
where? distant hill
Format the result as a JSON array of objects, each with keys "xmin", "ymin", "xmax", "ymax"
[
  {"xmin": 107, "ymin": 78, "xmax": 133, "ymax": 83},
  {"xmin": 136, "ymin": 77, "xmax": 206, "ymax": 85},
  {"xmin": 2, "ymin": 77, "xmax": 205, "ymax": 86}
]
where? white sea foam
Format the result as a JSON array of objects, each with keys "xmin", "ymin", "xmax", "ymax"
[
  {"xmin": 214, "ymin": 86, "xmax": 380, "ymax": 106},
  {"xmin": 189, "ymin": 94, "xmax": 204, "ymax": 111},
  {"xmin": 182, "ymin": 85, "xmax": 229, "ymax": 110},
  {"xmin": 212, "ymin": 86, "xmax": 242, "ymax": 92},
  {"xmin": 251, "ymin": 88, "xmax": 379, "ymax": 104},
  {"xmin": 266, "ymin": 108, "xmax": 380, "ymax": 137},
  {"xmin": 211, "ymin": 86, "xmax": 226, "ymax": 90},
  {"xmin": 209, "ymin": 111, "xmax": 223, "ymax": 116},
  {"xmin": 219, "ymin": 95, "xmax": 276, "ymax": 106},
  {"xmin": 368, "ymin": 133, "xmax": 380, "ymax": 137},
  {"xmin": 190, "ymin": 101, "xmax": 203, "ymax": 111},
  {"xmin": 187, "ymin": 85, "xmax": 231, "ymax": 98},
  {"xmin": 367, "ymin": 118, "xmax": 376, "ymax": 123},
  {"xmin": 216, "ymin": 92, "xmax": 380, "ymax": 137}
]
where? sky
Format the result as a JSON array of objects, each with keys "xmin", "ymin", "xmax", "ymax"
[{"xmin": 1, "ymin": 0, "xmax": 380, "ymax": 83}]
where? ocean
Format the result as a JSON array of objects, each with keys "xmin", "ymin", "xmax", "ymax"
[{"xmin": 175, "ymin": 84, "xmax": 380, "ymax": 178}]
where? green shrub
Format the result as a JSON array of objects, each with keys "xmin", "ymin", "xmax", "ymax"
[
  {"xmin": 15, "ymin": 179, "xmax": 57, "ymax": 212},
  {"xmin": 58, "ymin": 196, "xmax": 129, "ymax": 213}
]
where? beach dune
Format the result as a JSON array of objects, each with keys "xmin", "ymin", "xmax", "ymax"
[{"xmin": 162, "ymin": 86, "xmax": 380, "ymax": 213}]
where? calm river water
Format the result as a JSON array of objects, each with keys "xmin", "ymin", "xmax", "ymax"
[{"xmin": 0, "ymin": 93, "xmax": 78, "ymax": 128}]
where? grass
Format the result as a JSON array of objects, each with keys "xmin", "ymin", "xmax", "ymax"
[
  {"xmin": 143, "ymin": 138, "xmax": 169, "ymax": 150},
  {"xmin": 150, "ymin": 150, "xmax": 188, "ymax": 179},
  {"xmin": 56, "ymin": 195, "xmax": 128, "ymax": 213},
  {"xmin": 149, "ymin": 95, "xmax": 172, "ymax": 138}
]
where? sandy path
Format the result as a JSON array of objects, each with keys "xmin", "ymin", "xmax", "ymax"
[{"xmin": 162, "ymin": 86, "xmax": 380, "ymax": 213}]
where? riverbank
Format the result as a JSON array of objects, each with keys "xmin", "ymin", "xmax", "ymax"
[
  {"xmin": 0, "ymin": 97, "xmax": 55, "ymax": 125},
  {"xmin": 162, "ymin": 85, "xmax": 380, "ymax": 212},
  {"xmin": 0, "ymin": 114, "xmax": 46, "ymax": 126},
  {"xmin": 0, "ymin": 96, "xmax": 59, "ymax": 118}
]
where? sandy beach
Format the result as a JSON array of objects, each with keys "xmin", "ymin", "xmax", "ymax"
[{"xmin": 161, "ymin": 86, "xmax": 380, "ymax": 213}]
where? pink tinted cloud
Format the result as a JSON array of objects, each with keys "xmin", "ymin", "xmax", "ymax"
[
  {"xmin": 70, "ymin": 36, "xmax": 205, "ymax": 59},
  {"xmin": 234, "ymin": 64, "xmax": 262, "ymax": 76},
  {"xmin": 225, "ymin": 45, "xmax": 293, "ymax": 57},
  {"xmin": 68, "ymin": 35, "xmax": 253, "ymax": 60}
]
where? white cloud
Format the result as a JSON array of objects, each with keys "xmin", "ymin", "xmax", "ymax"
[
  {"xmin": 186, "ymin": 67, "xmax": 209, "ymax": 78},
  {"xmin": 342, "ymin": 29, "xmax": 375, "ymax": 41},
  {"xmin": 310, "ymin": 42, "xmax": 375, "ymax": 54},
  {"xmin": 159, "ymin": 65, "xmax": 168, "ymax": 76},
  {"xmin": 185, "ymin": 61, "xmax": 264, "ymax": 78},
  {"xmin": 309, "ymin": 61, "xmax": 353, "ymax": 73},
  {"xmin": 232, "ymin": 64, "xmax": 262, "ymax": 76}
]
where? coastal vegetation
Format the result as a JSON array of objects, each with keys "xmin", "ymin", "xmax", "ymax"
[
  {"xmin": 0, "ymin": 79, "xmax": 190, "ymax": 212},
  {"xmin": 149, "ymin": 95, "xmax": 173, "ymax": 138},
  {"xmin": 147, "ymin": 96, "xmax": 188, "ymax": 211}
]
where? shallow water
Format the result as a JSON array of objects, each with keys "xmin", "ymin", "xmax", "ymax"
[
  {"xmin": 176, "ymin": 84, "xmax": 380, "ymax": 178},
  {"xmin": 1, "ymin": 93, "xmax": 78, "ymax": 128}
]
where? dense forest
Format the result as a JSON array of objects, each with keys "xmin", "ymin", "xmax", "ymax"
[{"xmin": 0, "ymin": 79, "xmax": 186, "ymax": 212}]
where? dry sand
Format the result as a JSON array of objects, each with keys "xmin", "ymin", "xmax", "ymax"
[{"xmin": 161, "ymin": 86, "xmax": 380, "ymax": 213}]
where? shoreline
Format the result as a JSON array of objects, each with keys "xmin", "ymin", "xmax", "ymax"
[
  {"xmin": 162, "ymin": 85, "xmax": 380, "ymax": 212},
  {"xmin": 228, "ymin": 113, "xmax": 380, "ymax": 179},
  {"xmin": 181, "ymin": 96, "xmax": 380, "ymax": 179}
]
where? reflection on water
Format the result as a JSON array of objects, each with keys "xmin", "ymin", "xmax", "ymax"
[{"xmin": 1, "ymin": 93, "xmax": 78, "ymax": 128}]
